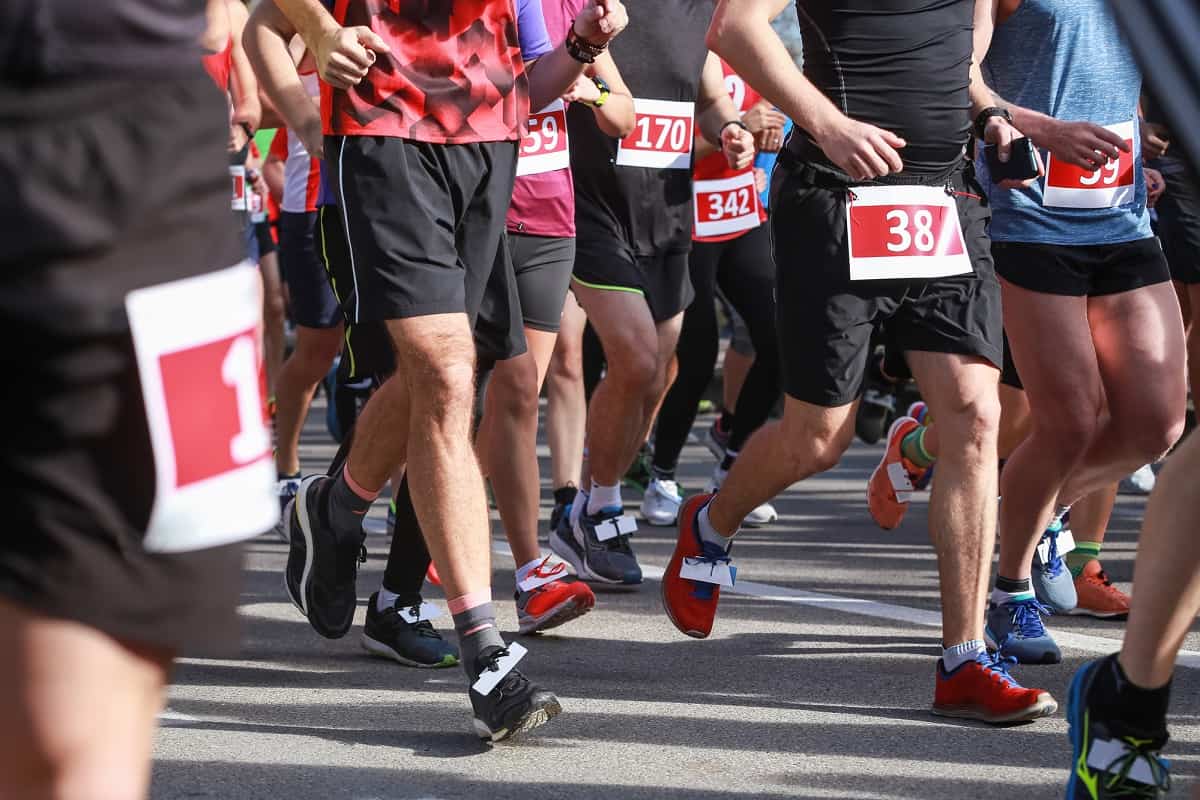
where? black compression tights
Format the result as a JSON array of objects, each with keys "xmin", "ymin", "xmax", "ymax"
[{"xmin": 652, "ymin": 224, "xmax": 780, "ymax": 474}]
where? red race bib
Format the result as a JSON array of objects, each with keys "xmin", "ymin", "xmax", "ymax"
[
  {"xmin": 1043, "ymin": 121, "xmax": 1136, "ymax": 209},
  {"xmin": 845, "ymin": 185, "xmax": 972, "ymax": 281},
  {"xmin": 617, "ymin": 99, "xmax": 695, "ymax": 170},
  {"xmin": 694, "ymin": 171, "xmax": 761, "ymax": 238},
  {"xmin": 516, "ymin": 99, "xmax": 570, "ymax": 177}
]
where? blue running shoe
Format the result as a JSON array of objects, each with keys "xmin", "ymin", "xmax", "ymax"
[
  {"xmin": 324, "ymin": 363, "xmax": 343, "ymax": 443},
  {"xmin": 985, "ymin": 597, "xmax": 1062, "ymax": 665},
  {"xmin": 1066, "ymin": 658, "xmax": 1170, "ymax": 798},
  {"xmin": 549, "ymin": 505, "xmax": 642, "ymax": 585},
  {"xmin": 1033, "ymin": 518, "xmax": 1079, "ymax": 614}
]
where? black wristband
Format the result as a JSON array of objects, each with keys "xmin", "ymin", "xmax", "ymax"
[
  {"xmin": 566, "ymin": 23, "xmax": 607, "ymax": 64},
  {"xmin": 239, "ymin": 121, "xmax": 255, "ymax": 142},
  {"xmin": 720, "ymin": 119, "xmax": 750, "ymax": 136},
  {"xmin": 974, "ymin": 106, "xmax": 1013, "ymax": 140}
]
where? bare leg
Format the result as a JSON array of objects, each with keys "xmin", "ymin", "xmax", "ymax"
[
  {"xmin": 907, "ymin": 352, "xmax": 1001, "ymax": 646},
  {"xmin": 1067, "ymin": 483, "xmax": 1118, "ymax": 548},
  {"xmin": 0, "ymin": 598, "xmax": 172, "ymax": 800},
  {"xmin": 1119, "ymin": 432, "xmax": 1200, "ymax": 688},
  {"xmin": 636, "ymin": 315, "xmax": 684, "ymax": 451},
  {"xmin": 274, "ymin": 324, "xmax": 343, "ymax": 476},
  {"xmin": 547, "ymin": 292, "xmax": 587, "ymax": 490},
  {"xmin": 706, "ymin": 395, "xmax": 856, "ymax": 535},
  {"xmin": 997, "ymin": 383, "xmax": 1032, "ymax": 461},
  {"xmin": 260, "ymin": 250, "xmax": 286, "ymax": 401}
]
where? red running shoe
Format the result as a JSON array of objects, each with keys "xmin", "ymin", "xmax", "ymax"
[
  {"xmin": 932, "ymin": 650, "xmax": 1058, "ymax": 724},
  {"xmin": 662, "ymin": 493, "xmax": 733, "ymax": 639},
  {"xmin": 517, "ymin": 576, "xmax": 596, "ymax": 635},
  {"xmin": 426, "ymin": 562, "xmax": 441, "ymax": 586},
  {"xmin": 867, "ymin": 416, "xmax": 928, "ymax": 530}
]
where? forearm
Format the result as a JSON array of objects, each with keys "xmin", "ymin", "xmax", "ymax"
[
  {"xmin": 273, "ymin": 0, "xmax": 340, "ymax": 49},
  {"xmin": 588, "ymin": 56, "xmax": 634, "ymax": 138},
  {"xmin": 527, "ymin": 48, "xmax": 586, "ymax": 112},
  {"xmin": 695, "ymin": 53, "xmax": 740, "ymax": 146},
  {"xmin": 246, "ymin": 4, "xmax": 321, "ymax": 138}
]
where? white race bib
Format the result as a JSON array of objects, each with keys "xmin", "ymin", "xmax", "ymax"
[
  {"xmin": 845, "ymin": 185, "xmax": 972, "ymax": 281},
  {"xmin": 1042, "ymin": 121, "xmax": 1136, "ymax": 209},
  {"xmin": 125, "ymin": 262, "xmax": 278, "ymax": 552},
  {"xmin": 616, "ymin": 98, "xmax": 695, "ymax": 170},
  {"xmin": 593, "ymin": 514, "xmax": 637, "ymax": 543},
  {"xmin": 516, "ymin": 99, "xmax": 570, "ymax": 177},
  {"xmin": 248, "ymin": 189, "xmax": 267, "ymax": 223},
  {"xmin": 694, "ymin": 171, "xmax": 761, "ymax": 238},
  {"xmin": 679, "ymin": 556, "xmax": 737, "ymax": 588},
  {"xmin": 229, "ymin": 165, "xmax": 247, "ymax": 211}
]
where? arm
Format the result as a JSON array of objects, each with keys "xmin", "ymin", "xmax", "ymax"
[
  {"xmin": 263, "ymin": 151, "xmax": 286, "ymax": 205},
  {"xmin": 695, "ymin": 97, "xmax": 786, "ymax": 160},
  {"xmin": 695, "ymin": 51, "xmax": 755, "ymax": 170},
  {"xmin": 246, "ymin": 0, "xmax": 324, "ymax": 158},
  {"xmin": 559, "ymin": 51, "xmax": 635, "ymax": 138},
  {"xmin": 708, "ymin": 0, "xmax": 904, "ymax": 180},
  {"xmin": 227, "ymin": 1, "xmax": 263, "ymax": 131},
  {"xmin": 526, "ymin": 0, "xmax": 628, "ymax": 112},
  {"xmin": 202, "ymin": 0, "xmax": 231, "ymax": 53},
  {"xmin": 272, "ymin": 0, "xmax": 390, "ymax": 89}
]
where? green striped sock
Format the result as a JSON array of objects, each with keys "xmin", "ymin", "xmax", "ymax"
[
  {"xmin": 900, "ymin": 426, "xmax": 935, "ymax": 468},
  {"xmin": 1067, "ymin": 540, "xmax": 1102, "ymax": 578}
]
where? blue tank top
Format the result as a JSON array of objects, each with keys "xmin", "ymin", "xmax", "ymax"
[{"xmin": 979, "ymin": 0, "xmax": 1151, "ymax": 245}]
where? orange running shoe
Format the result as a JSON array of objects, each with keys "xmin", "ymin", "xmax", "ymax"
[
  {"xmin": 932, "ymin": 651, "xmax": 1058, "ymax": 724},
  {"xmin": 426, "ymin": 562, "xmax": 441, "ymax": 586},
  {"xmin": 1068, "ymin": 560, "xmax": 1131, "ymax": 619},
  {"xmin": 516, "ymin": 557, "xmax": 596, "ymax": 634},
  {"xmin": 867, "ymin": 416, "xmax": 929, "ymax": 530},
  {"xmin": 663, "ymin": 493, "xmax": 733, "ymax": 639}
]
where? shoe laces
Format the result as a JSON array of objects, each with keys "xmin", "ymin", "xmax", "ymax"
[
  {"xmin": 1041, "ymin": 522, "xmax": 1066, "ymax": 578},
  {"xmin": 974, "ymin": 648, "xmax": 1020, "ymax": 689},
  {"xmin": 689, "ymin": 538, "xmax": 733, "ymax": 601},
  {"xmin": 1006, "ymin": 598, "xmax": 1053, "ymax": 637},
  {"xmin": 1097, "ymin": 737, "xmax": 1171, "ymax": 797},
  {"xmin": 395, "ymin": 604, "xmax": 443, "ymax": 639},
  {"xmin": 478, "ymin": 647, "xmax": 528, "ymax": 697}
]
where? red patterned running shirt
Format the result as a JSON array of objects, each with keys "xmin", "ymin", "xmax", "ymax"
[{"xmin": 321, "ymin": 0, "xmax": 530, "ymax": 144}]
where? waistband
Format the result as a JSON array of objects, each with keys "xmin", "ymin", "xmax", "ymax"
[{"xmin": 777, "ymin": 148, "xmax": 969, "ymax": 190}]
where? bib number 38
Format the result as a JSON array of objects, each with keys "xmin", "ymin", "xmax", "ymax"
[
  {"xmin": 845, "ymin": 185, "xmax": 972, "ymax": 281},
  {"xmin": 125, "ymin": 262, "xmax": 279, "ymax": 553}
]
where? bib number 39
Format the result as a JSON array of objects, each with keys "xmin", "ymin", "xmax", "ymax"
[
  {"xmin": 616, "ymin": 98, "xmax": 695, "ymax": 170},
  {"xmin": 516, "ymin": 99, "xmax": 570, "ymax": 177},
  {"xmin": 125, "ymin": 262, "xmax": 279, "ymax": 552},
  {"xmin": 1043, "ymin": 120, "xmax": 1136, "ymax": 209},
  {"xmin": 845, "ymin": 185, "xmax": 972, "ymax": 281}
]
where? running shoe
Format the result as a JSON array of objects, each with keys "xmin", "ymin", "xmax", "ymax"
[
  {"xmin": 549, "ymin": 505, "xmax": 642, "ymax": 585},
  {"xmin": 907, "ymin": 400, "xmax": 930, "ymax": 424},
  {"xmin": 1032, "ymin": 519, "xmax": 1079, "ymax": 614},
  {"xmin": 426, "ymin": 562, "xmax": 441, "ymax": 586},
  {"xmin": 516, "ymin": 558, "xmax": 596, "ymax": 635},
  {"xmin": 932, "ymin": 650, "xmax": 1057, "ymax": 724},
  {"xmin": 1119, "ymin": 464, "xmax": 1157, "ymax": 495},
  {"xmin": 867, "ymin": 416, "xmax": 928, "ymax": 531},
  {"xmin": 641, "ymin": 478, "xmax": 683, "ymax": 526},
  {"xmin": 1068, "ymin": 561, "xmax": 1131, "ymax": 619},
  {"xmin": 360, "ymin": 593, "xmax": 459, "ymax": 668},
  {"xmin": 1066, "ymin": 658, "xmax": 1170, "ymax": 798},
  {"xmin": 708, "ymin": 467, "xmax": 777, "ymax": 527},
  {"xmin": 985, "ymin": 598, "xmax": 1062, "ymax": 665},
  {"xmin": 622, "ymin": 444, "xmax": 653, "ymax": 492},
  {"xmin": 283, "ymin": 475, "xmax": 366, "ymax": 639},
  {"xmin": 704, "ymin": 419, "xmax": 731, "ymax": 460},
  {"xmin": 662, "ymin": 493, "xmax": 732, "ymax": 639},
  {"xmin": 323, "ymin": 363, "xmax": 342, "ymax": 443},
  {"xmin": 273, "ymin": 475, "xmax": 301, "ymax": 542},
  {"xmin": 470, "ymin": 646, "xmax": 561, "ymax": 743},
  {"xmin": 856, "ymin": 387, "xmax": 895, "ymax": 445},
  {"xmin": 547, "ymin": 485, "xmax": 576, "ymax": 541}
]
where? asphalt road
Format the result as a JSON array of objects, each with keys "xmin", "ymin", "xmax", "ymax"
[{"xmin": 152, "ymin": 402, "xmax": 1200, "ymax": 799}]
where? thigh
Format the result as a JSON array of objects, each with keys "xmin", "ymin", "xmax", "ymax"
[
  {"xmin": 572, "ymin": 280, "xmax": 658, "ymax": 364},
  {"xmin": 906, "ymin": 350, "xmax": 999, "ymax": 422},
  {"xmin": 327, "ymin": 135, "xmax": 463, "ymax": 323},
  {"xmin": 509, "ymin": 233, "xmax": 576, "ymax": 333}
]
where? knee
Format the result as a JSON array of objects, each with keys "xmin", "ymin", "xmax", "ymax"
[
  {"xmin": 263, "ymin": 292, "xmax": 286, "ymax": 325},
  {"xmin": 292, "ymin": 331, "xmax": 342, "ymax": 376},
  {"xmin": 780, "ymin": 418, "xmax": 851, "ymax": 476},
  {"xmin": 1124, "ymin": 407, "xmax": 1186, "ymax": 463},
  {"xmin": 488, "ymin": 358, "xmax": 540, "ymax": 421},
  {"xmin": 407, "ymin": 345, "xmax": 477, "ymax": 414},
  {"xmin": 548, "ymin": 345, "xmax": 583, "ymax": 385},
  {"xmin": 939, "ymin": 393, "xmax": 1002, "ymax": 458},
  {"xmin": 606, "ymin": 341, "xmax": 659, "ymax": 391}
]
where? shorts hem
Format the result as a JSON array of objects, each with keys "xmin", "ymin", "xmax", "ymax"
[{"xmin": 571, "ymin": 275, "xmax": 645, "ymax": 296}]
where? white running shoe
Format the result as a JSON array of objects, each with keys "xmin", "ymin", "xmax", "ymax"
[
  {"xmin": 1119, "ymin": 464, "xmax": 1156, "ymax": 495},
  {"xmin": 708, "ymin": 467, "xmax": 778, "ymax": 528},
  {"xmin": 640, "ymin": 478, "xmax": 683, "ymax": 526}
]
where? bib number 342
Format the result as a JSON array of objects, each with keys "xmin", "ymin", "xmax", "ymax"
[
  {"xmin": 125, "ymin": 262, "xmax": 279, "ymax": 553},
  {"xmin": 845, "ymin": 185, "xmax": 972, "ymax": 281}
]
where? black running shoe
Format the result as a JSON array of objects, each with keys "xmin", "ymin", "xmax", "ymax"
[
  {"xmin": 549, "ymin": 504, "xmax": 642, "ymax": 585},
  {"xmin": 547, "ymin": 485, "xmax": 576, "ymax": 541},
  {"xmin": 284, "ymin": 475, "xmax": 365, "ymax": 639},
  {"xmin": 361, "ymin": 593, "xmax": 459, "ymax": 668},
  {"xmin": 470, "ymin": 646, "xmax": 561, "ymax": 742},
  {"xmin": 622, "ymin": 443, "xmax": 653, "ymax": 492}
]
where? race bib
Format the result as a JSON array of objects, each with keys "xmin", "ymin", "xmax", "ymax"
[
  {"xmin": 1042, "ymin": 121, "xmax": 1136, "ymax": 209},
  {"xmin": 845, "ymin": 185, "xmax": 972, "ymax": 281},
  {"xmin": 229, "ymin": 165, "xmax": 247, "ymax": 211},
  {"xmin": 616, "ymin": 99, "xmax": 695, "ymax": 170},
  {"xmin": 516, "ymin": 99, "xmax": 570, "ymax": 177},
  {"xmin": 694, "ymin": 171, "xmax": 761, "ymax": 238},
  {"xmin": 125, "ymin": 262, "xmax": 278, "ymax": 553},
  {"xmin": 248, "ymin": 189, "xmax": 267, "ymax": 223}
]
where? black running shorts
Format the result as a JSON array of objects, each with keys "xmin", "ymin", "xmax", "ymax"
[
  {"xmin": 993, "ymin": 238, "xmax": 1169, "ymax": 297},
  {"xmin": 0, "ymin": 74, "xmax": 246, "ymax": 654},
  {"xmin": 772, "ymin": 162, "xmax": 1002, "ymax": 408},
  {"xmin": 280, "ymin": 210, "xmax": 341, "ymax": 329},
  {"xmin": 508, "ymin": 233, "xmax": 575, "ymax": 333},
  {"xmin": 1152, "ymin": 158, "xmax": 1200, "ymax": 285}
]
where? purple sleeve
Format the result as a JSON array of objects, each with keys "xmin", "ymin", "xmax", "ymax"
[{"xmin": 517, "ymin": 0, "xmax": 554, "ymax": 61}]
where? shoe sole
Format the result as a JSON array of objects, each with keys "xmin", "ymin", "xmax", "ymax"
[
  {"xmin": 931, "ymin": 692, "xmax": 1058, "ymax": 725},
  {"xmin": 742, "ymin": 509, "xmax": 778, "ymax": 528},
  {"xmin": 1065, "ymin": 661, "xmax": 1098, "ymax": 798},
  {"xmin": 661, "ymin": 494, "xmax": 715, "ymax": 640},
  {"xmin": 294, "ymin": 475, "xmax": 356, "ymax": 639},
  {"xmin": 866, "ymin": 416, "xmax": 915, "ymax": 531},
  {"xmin": 473, "ymin": 696, "xmax": 563, "ymax": 743},
  {"xmin": 1065, "ymin": 607, "xmax": 1129, "ymax": 620},
  {"xmin": 548, "ymin": 528, "xmax": 640, "ymax": 586},
  {"xmin": 703, "ymin": 430, "xmax": 728, "ymax": 461},
  {"xmin": 360, "ymin": 632, "xmax": 458, "ymax": 669},
  {"xmin": 641, "ymin": 506, "xmax": 680, "ymax": 527},
  {"xmin": 518, "ymin": 595, "xmax": 594, "ymax": 635},
  {"xmin": 282, "ymin": 498, "xmax": 306, "ymax": 616},
  {"xmin": 983, "ymin": 630, "xmax": 1063, "ymax": 665}
]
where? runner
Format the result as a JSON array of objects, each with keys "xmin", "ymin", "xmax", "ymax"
[
  {"xmin": 663, "ymin": 0, "xmax": 1057, "ymax": 724},
  {"xmin": 545, "ymin": 291, "xmax": 589, "ymax": 536},
  {"xmin": 550, "ymin": 2, "xmax": 756, "ymax": 585},
  {"xmin": 642, "ymin": 56, "xmax": 785, "ymax": 528},
  {"xmin": 972, "ymin": 0, "xmax": 1185, "ymax": 664},
  {"xmin": 0, "ymin": 0, "xmax": 275, "ymax": 794},
  {"xmin": 255, "ymin": 0, "xmax": 627, "ymax": 741}
]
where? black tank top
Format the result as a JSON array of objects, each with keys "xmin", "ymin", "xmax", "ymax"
[
  {"xmin": 1, "ymin": 0, "xmax": 204, "ymax": 83},
  {"xmin": 569, "ymin": 0, "xmax": 713, "ymax": 257},
  {"xmin": 788, "ymin": 0, "xmax": 973, "ymax": 177}
]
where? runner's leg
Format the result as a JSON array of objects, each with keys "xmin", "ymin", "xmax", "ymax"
[{"xmin": 547, "ymin": 292, "xmax": 587, "ymax": 492}]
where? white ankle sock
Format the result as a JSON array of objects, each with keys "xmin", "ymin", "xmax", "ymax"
[
  {"xmin": 587, "ymin": 481, "xmax": 622, "ymax": 515},
  {"xmin": 942, "ymin": 639, "xmax": 985, "ymax": 671},
  {"xmin": 377, "ymin": 587, "xmax": 399, "ymax": 612},
  {"xmin": 697, "ymin": 502, "xmax": 736, "ymax": 549}
]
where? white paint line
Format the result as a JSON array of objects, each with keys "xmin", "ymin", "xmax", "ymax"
[{"xmin": 496, "ymin": 545, "xmax": 1200, "ymax": 669}]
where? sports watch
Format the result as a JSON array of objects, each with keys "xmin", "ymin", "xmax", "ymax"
[{"xmin": 590, "ymin": 76, "xmax": 611, "ymax": 108}]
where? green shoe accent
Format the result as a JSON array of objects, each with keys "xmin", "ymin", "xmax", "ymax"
[
  {"xmin": 1067, "ymin": 541, "xmax": 1103, "ymax": 578},
  {"xmin": 438, "ymin": 654, "xmax": 460, "ymax": 668}
]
